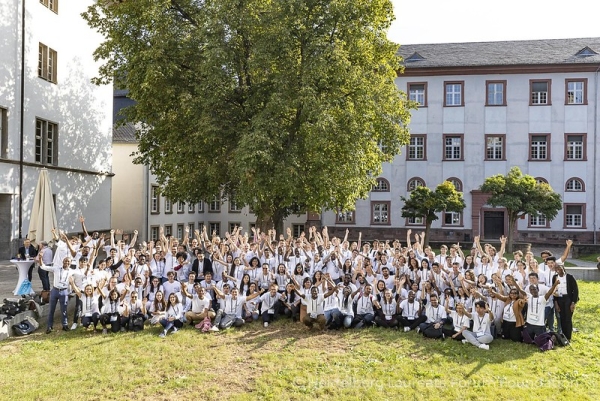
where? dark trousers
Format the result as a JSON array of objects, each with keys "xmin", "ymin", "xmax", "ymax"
[
  {"xmin": 374, "ymin": 312, "xmax": 399, "ymax": 328},
  {"xmin": 38, "ymin": 267, "xmax": 51, "ymax": 291},
  {"xmin": 100, "ymin": 313, "xmax": 125, "ymax": 332},
  {"xmin": 501, "ymin": 321, "xmax": 522, "ymax": 342},
  {"xmin": 443, "ymin": 328, "xmax": 465, "ymax": 341},
  {"xmin": 283, "ymin": 304, "xmax": 300, "ymax": 321},
  {"xmin": 81, "ymin": 313, "xmax": 100, "ymax": 329},
  {"xmin": 555, "ymin": 296, "xmax": 575, "ymax": 340},
  {"xmin": 73, "ymin": 296, "xmax": 82, "ymax": 324},
  {"xmin": 352, "ymin": 313, "xmax": 374, "ymax": 328},
  {"xmin": 47, "ymin": 288, "xmax": 69, "ymax": 328},
  {"xmin": 400, "ymin": 315, "xmax": 427, "ymax": 330}
]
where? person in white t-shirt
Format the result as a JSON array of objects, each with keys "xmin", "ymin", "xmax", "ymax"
[
  {"xmin": 183, "ymin": 284, "xmax": 214, "ymax": 326},
  {"xmin": 158, "ymin": 293, "xmax": 184, "ymax": 337},
  {"xmin": 523, "ymin": 280, "xmax": 559, "ymax": 341},
  {"xmin": 294, "ymin": 282, "xmax": 337, "ymax": 330},
  {"xmin": 461, "ymin": 300, "xmax": 494, "ymax": 350}
]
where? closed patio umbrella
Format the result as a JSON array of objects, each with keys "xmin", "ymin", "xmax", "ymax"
[{"xmin": 27, "ymin": 168, "xmax": 58, "ymax": 246}]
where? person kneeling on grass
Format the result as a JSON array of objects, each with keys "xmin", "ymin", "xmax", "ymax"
[
  {"xmin": 461, "ymin": 300, "xmax": 494, "ymax": 350},
  {"xmin": 294, "ymin": 279, "xmax": 338, "ymax": 330},
  {"xmin": 159, "ymin": 293, "xmax": 184, "ymax": 338}
]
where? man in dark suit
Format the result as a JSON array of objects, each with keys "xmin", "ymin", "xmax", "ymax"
[
  {"xmin": 18, "ymin": 238, "xmax": 38, "ymax": 282},
  {"xmin": 191, "ymin": 249, "xmax": 213, "ymax": 282},
  {"xmin": 552, "ymin": 264, "xmax": 579, "ymax": 341}
]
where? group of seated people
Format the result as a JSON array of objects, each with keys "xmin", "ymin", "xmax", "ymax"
[{"xmin": 35, "ymin": 220, "xmax": 579, "ymax": 349}]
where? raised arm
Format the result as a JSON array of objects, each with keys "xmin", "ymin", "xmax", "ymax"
[{"xmin": 559, "ymin": 239, "xmax": 573, "ymax": 263}]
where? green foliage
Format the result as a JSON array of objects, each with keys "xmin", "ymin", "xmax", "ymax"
[
  {"xmin": 480, "ymin": 166, "xmax": 562, "ymax": 250},
  {"xmin": 400, "ymin": 181, "xmax": 466, "ymax": 244},
  {"xmin": 83, "ymin": 0, "xmax": 413, "ymax": 228}
]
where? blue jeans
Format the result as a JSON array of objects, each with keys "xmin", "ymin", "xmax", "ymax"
[
  {"xmin": 47, "ymin": 288, "xmax": 69, "ymax": 328},
  {"xmin": 343, "ymin": 315, "xmax": 353, "ymax": 328},
  {"xmin": 324, "ymin": 308, "xmax": 341, "ymax": 327}
]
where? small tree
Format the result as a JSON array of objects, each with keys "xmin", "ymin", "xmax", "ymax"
[
  {"xmin": 480, "ymin": 166, "xmax": 562, "ymax": 251},
  {"xmin": 401, "ymin": 181, "xmax": 466, "ymax": 246}
]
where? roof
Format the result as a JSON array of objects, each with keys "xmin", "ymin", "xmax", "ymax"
[
  {"xmin": 112, "ymin": 122, "xmax": 138, "ymax": 143},
  {"xmin": 397, "ymin": 38, "xmax": 600, "ymax": 69}
]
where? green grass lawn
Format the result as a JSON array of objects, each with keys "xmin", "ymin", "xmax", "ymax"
[{"xmin": 1, "ymin": 282, "xmax": 599, "ymax": 400}]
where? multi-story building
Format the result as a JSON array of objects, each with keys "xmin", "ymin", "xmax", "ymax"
[
  {"xmin": 112, "ymin": 120, "xmax": 308, "ymax": 243},
  {"xmin": 320, "ymin": 37, "xmax": 600, "ymax": 244},
  {"xmin": 0, "ymin": 0, "xmax": 113, "ymax": 258}
]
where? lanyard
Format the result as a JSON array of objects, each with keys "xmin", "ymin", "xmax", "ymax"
[
  {"xmin": 86, "ymin": 296, "xmax": 92, "ymax": 313},
  {"xmin": 531, "ymin": 297, "xmax": 539, "ymax": 315},
  {"xmin": 477, "ymin": 315, "xmax": 485, "ymax": 330},
  {"xmin": 229, "ymin": 298, "xmax": 238, "ymax": 314},
  {"xmin": 111, "ymin": 301, "xmax": 118, "ymax": 314},
  {"xmin": 58, "ymin": 268, "xmax": 68, "ymax": 285},
  {"xmin": 312, "ymin": 298, "xmax": 318, "ymax": 313}
]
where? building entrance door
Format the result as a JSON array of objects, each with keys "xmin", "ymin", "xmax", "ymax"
[{"xmin": 483, "ymin": 211, "xmax": 504, "ymax": 239}]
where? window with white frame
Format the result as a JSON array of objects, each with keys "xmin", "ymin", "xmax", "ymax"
[
  {"xmin": 407, "ymin": 216, "xmax": 424, "ymax": 225},
  {"xmin": 164, "ymin": 225, "xmax": 172, "ymax": 237},
  {"xmin": 565, "ymin": 205, "xmax": 583, "ymax": 228},
  {"xmin": 292, "ymin": 224, "xmax": 305, "ymax": 239},
  {"xmin": 188, "ymin": 223, "xmax": 194, "ymax": 235},
  {"xmin": 447, "ymin": 178, "xmax": 463, "ymax": 192},
  {"xmin": 566, "ymin": 80, "xmax": 585, "ymax": 104},
  {"xmin": 150, "ymin": 186, "xmax": 159, "ymax": 213},
  {"xmin": 408, "ymin": 135, "xmax": 426, "ymax": 160},
  {"xmin": 209, "ymin": 222, "xmax": 220, "ymax": 236},
  {"xmin": 486, "ymin": 81, "xmax": 505, "ymax": 106},
  {"xmin": 565, "ymin": 134, "xmax": 585, "ymax": 160},
  {"xmin": 531, "ymin": 80, "xmax": 550, "ymax": 105},
  {"xmin": 373, "ymin": 178, "xmax": 390, "ymax": 192},
  {"xmin": 150, "ymin": 226, "xmax": 159, "ymax": 241},
  {"xmin": 165, "ymin": 198, "xmax": 172, "ymax": 213},
  {"xmin": 372, "ymin": 202, "xmax": 390, "ymax": 224},
  {"xmin": 336, "ymin": 210, "xmax": 354, "ymax": 223},
  {"xmin": 38, "ymin": 43, "xmax": 57, "ymax": 83},
  {"xmin": 35, "ymin": 118, "xmax": 58, "ymax": 165},
  {"xmin": 530, "ymin": 135, "xmax": 549, "ymax": 160},
  {"xmin": 197, "ymin": 202, "xmax": 204, "ymax": 212},
  {"xmin": 444, "ymin": 135, "xmax": 462, "ymax": 160},
  {"xmin": 177, "ymin": 201, "xmax": 184, "ymax": 213},
  {"xmin": 40, "ymin": 0, "xmax": 58, "ymax": 13},
  {"xmin": 408, "ymin": 83, "xmax": 426, "ymax": 106},
  {"xmin": 485, "ymin": 135, "xmax": 504, "ymax": 160},
  {"xmin": 229, "ymin": 193, "xmax": 242, "ymax": 212},
  {"xmin": 444, "ymin": 211, "xmax": 461, "ymax": 226},
  {"xmin": 566, "ymin": 178, "xmax": 584, "ymax": 192},
  {"xmin": 535, "ymin": 177, "xmax": 548, "ymax": 185},
  {"xmin": 529, "ymin": 215, "xmax": 547, "ymax": 227},
  {"xmin": 177, "ymin": 224, "xmax": 184, "ymax": 240},
  {"xmin": 407, "ymin": 178, "xmax": 425, "ymax": 191},
  {"xmin": 188, "ymin": 203, "xmax": 195, "ymax": 213},
  {"xmin": 229, "ymin": 223, "xmax": 240, "ymax": 234},
  {"xmin": 444, "ymin": 82, "xmax": 463, "ymax": 106},
  {"xmin": 209, "ymin": 195, "xmax": 220, "ymax": 212}
]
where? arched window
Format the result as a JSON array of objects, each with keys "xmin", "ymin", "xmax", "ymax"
[
  {"xmin": 565, "ymin": 177, "xmax": 585, "ymax": 192},
  {"xmin": 373, "ymin": 178, "xmax": 390, "ymax": 192},
  {"xmin": 407, "ymin": 177, "xmax": 425, "ymax": 191},
  {"xmin": 446, "ymin": 177, "xmax": 463, "ymax": 192},
  {"xmin": 535, "ymin": 177, "xmax": 548, "ymax": 185}
]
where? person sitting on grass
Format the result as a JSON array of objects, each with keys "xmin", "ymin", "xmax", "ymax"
[
  {"xmin": 461, "ymin": 300, "xmax": 494, "ymax": 350},
  {"xmin": 294, "ymin": 278, "xmax": 338, "ymax": 330},
  {"xmin": 70, "ymin": 280, "xmax": 101, "ymax": 332},
  {"xmin": 212, "ymin": 284, "xmax": 262, "ymax": 331},
  {"xmin": 443, "ymin": 299, "xmax": 470, "ymax": 341},
  {"xmin": 374, "ymin": 289, "xmax": 399, "ymax": 329},
  {"xmin": 159, "ymin": 293, "xmax": 184, "ymax": 337},
  {"xmin": 124, "ymin": 290, "xmax": 146, "ymax": 331},
  {"xmin": 100, "ymin": 289, "xmax": 129, "ymax": 334},
  {"xmin": 148, "ymin": 291, "xmax": 167, "ymax": 325},
  {"xmin": 399, "ymin": 290, "xmax": 426, "ymax": 332},
  {"xmin": 183, "ymin": 284, "xmax": 215, "ymax": 327}
]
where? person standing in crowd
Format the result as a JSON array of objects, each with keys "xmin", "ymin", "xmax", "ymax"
[
  {"xmin": 552, "ymin": 264, "xmax": 579, "ymax": 341},
  {"xmin": 19, "ymin": 238, "xmax": 38, "ymax": 283},
  {"xmin": 40, "ymin": 257, "xmax": 73, "ymax": 333},
  {"xmin": 36, "ymin": 241, "xmax": 53, "ymax": 292}
]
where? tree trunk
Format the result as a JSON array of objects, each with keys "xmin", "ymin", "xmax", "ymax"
[
  {"xmin": 254, "ymin": 209, "xmax": 285, "ymax": 238},
  {"xmin": 424, "ymin": 221, "xmax": 432, "ymax": 247},
  {"xmin": 506, "ymin": 215, "xmax": 516, "ymax": 253}
]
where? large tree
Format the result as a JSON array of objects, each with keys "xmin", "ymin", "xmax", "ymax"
[
  {"xmin": 400, "ymin": 181, "xmax": 466, "ymax": 246},
  {"xmin": 83, "ymin": 0, "xmax": 413, "ymax": 232},
  {"xmin": 480, "ymin": 166, "xmax": 562, "ymax": 251}
]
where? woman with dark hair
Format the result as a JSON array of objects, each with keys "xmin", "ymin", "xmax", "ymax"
[
  {"xmin": 159, "ymin": 293, "xmax": 184, "ymax": 337},
  {"xmin": 99, "ymin": 289, "xmax": 129, "ymax": 334},
  {"xmin": 463, "ymin": 255, "xmax": 476, "ymax": 271},
  {"xmin": 239, "ymin": 273, "xmax": 252, "ymax": 294},
  {"xmin": 293, "ymin": 263, "xmax": 309, "ymax": 287},
  {"xmin": 338, "ymin": 286, "xmax": 355, "ymax": 328},
  {"xmin": 417, "ymin": 259, "xmax": 431, "ymax": 289},
  {"xmin": 274, "ymin": 264, "xmax": 289, "ymax": 293},
  {"xmin": 342, "ymin": 258, "xmax": 353, "ymax": 276},
  {"xmin": 144, "ymin": 276, "xmax": 164, "ymax": 311},
  {"xmin": 407, "ymin": 257, "xmax": 420, "ymax": 284},
  {"xmin": 374, "ymin": 289, "xmax": 399, "ymax": 329},
  {"xmin": 243, "ymin": 282, "xmax": 260, "ymax": 322},
  {"xmin": 281, "ymin": 282, "xmax": 301, "ymax": 321},
  {"xmin": 148, "ymin": 291, "xmax": 167, "ymax": 325},
  {"xmin": 298, "ymin": 277, "xmax": 315, "ymax": 323},
  {"xmin": 491, "ymin": 286, "xmax": 524, "ymax": 342},
  {"xmin": 311, "ymin": 270, "xmax": 324, "ymax": 287},
  {"xmin": 245, "ymin": 256, "xmax": 261, "ymax": 282}
]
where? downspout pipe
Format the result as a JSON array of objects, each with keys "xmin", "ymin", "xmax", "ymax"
[{"xmin": 18, "ymin": 0, "xmax": 26, "ymax": 240}]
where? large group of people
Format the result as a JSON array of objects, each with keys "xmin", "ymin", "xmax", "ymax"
[{"xmin": 26, "ymin": 216, "xmax": 580, "ymax": 350}]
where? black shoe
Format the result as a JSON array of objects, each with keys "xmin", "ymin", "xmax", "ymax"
[
  {"xmin": 46, "ymin": 327, "xmax": 52, "ymax": 334},
  {"xmin": 62, "ymin": 325, "xmax": 70, "ymax": 331}
]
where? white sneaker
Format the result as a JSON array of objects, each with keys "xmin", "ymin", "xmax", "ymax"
[
  {"xmin": 415, "ymin": 327, "xmax": 420, "ymax": 334},
  {"xmin": 462, "ymin": 339, "xmax": 468, "ymax": 344},
  {"xmin": 210, "ymin": 326, "xmax": 219, "ymax": 332},
  {"xmin": 71, "ymin": 323, "xmax": 78, "ymax": 330},
  {"xmin": 264, "ymin": 322, "xmax": 269, "ymax": 328},
  {"xmin": 102, "ymin": 328, "xmax": 107, "ymax": 335},
  {"xmin": 159, "ymin": 332, "xmax": 166, "ymax": 338},
  {"xmin": 404, "ymin": 327, "xmax": 410, "ymax": 332},
  {"xmin": 479, "ymin": 344, "xmax": 489, "ymax": 350},
  {"xmin": 172, "ymin": 327, "xmax": 178, "ymax": 334}
]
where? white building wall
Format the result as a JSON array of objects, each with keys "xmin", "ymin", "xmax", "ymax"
[{"xmin": 0, "ymin": 0, "xmax": 113, "ymax": 256}]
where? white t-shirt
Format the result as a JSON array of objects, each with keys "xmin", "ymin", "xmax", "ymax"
[
  {"xmin": 450, "ymin": 311, "xmax": 469, "ymax": 332},
  {"xmin": 305, "ymin": 294, "xmax": 325, "ymax": 316},
  {"xmin": 190, "ymin": 294, "xmax": 212, "ymax": 314},
  {"xmin": 472, "ymin": 312, "xmax": 492, "ymax": 336},
  {"xmin": 526, "ymin": 294, "xmax": 546, "ymax": 326},
  {"xmin": 399, "ymin": 300, "xmax": 420, "ymax": 319}
]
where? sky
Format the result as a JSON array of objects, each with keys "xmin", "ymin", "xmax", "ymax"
[{"xmin": 388, "ymin": 0, "xmax": 600, "ymax": 45}]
